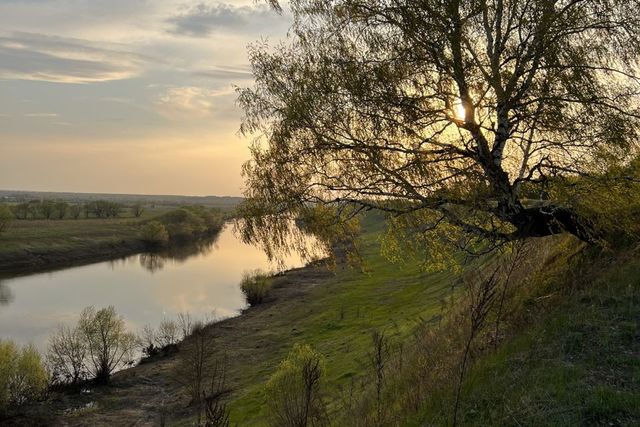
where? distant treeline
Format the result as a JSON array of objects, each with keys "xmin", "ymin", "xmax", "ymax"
[
  {"xmin": 10, "ymin": 200, "xmax": 143, "ymax": 220},
  {"xmin": 0, "ymin": 190, "xmax": 242, "ymax": 208}
]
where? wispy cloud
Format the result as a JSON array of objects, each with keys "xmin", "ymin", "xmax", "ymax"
[
  {"xmin": 24, "ymin": 112, "xmax": 58, "ymax": 118},
  {"xmin": 193, "ymin": 65, "xmax": 253, "ymax": 80},
  {"xmin": 155, "ymin": 85, "xmax": 233, "ymax": 120},
  {"xmin": 166, "ymin": 2, "xmax": 289, "ymax": 37},
  {"xmin": 0, "ymin": 32, "xmax": 152, "ymax": 83}
]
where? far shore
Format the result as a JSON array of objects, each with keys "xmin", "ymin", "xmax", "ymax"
[{"xmin": 0, "ymin": 218, "xmax": 228, "ymax": 277}]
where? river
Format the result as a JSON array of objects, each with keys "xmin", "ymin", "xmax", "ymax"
[{"xmin": 0, "ymin": 223, "xmax": 310, "ymax": 352}]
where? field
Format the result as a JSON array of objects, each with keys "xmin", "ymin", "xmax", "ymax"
[{"xmin": 0, "ymin": 204, "xmax": 232, "ymax": 274}]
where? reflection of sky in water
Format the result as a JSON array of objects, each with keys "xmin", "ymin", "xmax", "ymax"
[{"xmin": 0, "ymin": 224, "xmax": 308, "ymax": 352}]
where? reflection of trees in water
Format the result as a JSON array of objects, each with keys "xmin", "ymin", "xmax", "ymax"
[
  {"xmin": 0, "ymin": 281, "xmax": 14, "ymax": 306},
  {"xmin": 139, "ymin": 234, "xmax": 220, "ymax": 273}
]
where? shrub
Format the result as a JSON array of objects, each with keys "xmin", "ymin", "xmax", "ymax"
[
  {"xmin": 173, "ymin": 326, "xmax": 214, "ymax": 406},
  {"xmin": 47, "ymin": 325, "xmax": 87, "ymax": 385},
  {"xmin": 141, "ymin": 221, "xmax": 169, "ymax": 245},
  {"xmin": 240, "ymin": 270, "xmax": 273, "ymax": 306},
  {"xmin": 0, "ymin": 340, "xmax": 48, "ymax": 413},
  {"xmin": 156, "ymin": 319, "xmax": 180, "ymax": 348},
  {"xmin": 265, "ymin": 344, "xmax": 327, "ymax": 427}
]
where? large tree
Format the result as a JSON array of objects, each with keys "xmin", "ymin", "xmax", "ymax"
[{"xmin": 238, "ymin": 0, "xmax": 640, "ymax": 259}]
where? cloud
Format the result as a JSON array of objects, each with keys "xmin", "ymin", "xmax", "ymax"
[
  {"xmin": 24, "ymin": 113, "xmax": 58, "ymax": 118},
  {"xmin": 166, "ymin": 2, "xmax": 289, "ymax": 37},
  {"xmin": 193, "ymin": 65, "xmax": 253, "ymax": 80},
  {"xmin": 155, "ymin": 86, "xmax": 233, "ymax": 120},
  {"xmin": 0, "ymin": 32, "xmax": 151, "ymax": 83}
]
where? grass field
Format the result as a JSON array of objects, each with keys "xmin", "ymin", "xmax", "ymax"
[{"xmin": 0, "ymin": 205, "xmax": 231, "ymax": 273}]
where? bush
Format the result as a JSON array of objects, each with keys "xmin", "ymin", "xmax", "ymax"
[
  {"xmin": 265, "ymin": 344, "xmax": 327, "ymax": 427},
  {"xmin": 141, "ymin": 221, "xmax": 169, "ymax": 245},
  {"xmin": 0, "ymin": 340, "xmax": 48, "ymax": 413},
  {"xmin": 240, "ymin": 270, "xmax": 273, "ymax": 306},
  {"xmin": 47, "ymin": 325, "xmax": 87, "ymax": 385}
]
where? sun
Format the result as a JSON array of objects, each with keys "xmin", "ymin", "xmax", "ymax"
[{"xmin": 454, "ymin": 101, "xmax": 466, "ymax": 121}]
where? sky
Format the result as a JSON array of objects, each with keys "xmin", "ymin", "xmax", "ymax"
[{"xmin": 0, "ymin": 0, "xmax": 291, "ymax": 196}]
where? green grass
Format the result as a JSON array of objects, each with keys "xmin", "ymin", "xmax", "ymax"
[
  {"xmin": 0, "ymin": 206, "xmax": 174, "ymax": 256},
  {"xmin": 410, "ymin": 247, "xmax": 640, "ymax": 426},
  {"xmin": 219, "ymin": 213, "xmax": 461, "ymax": 425},
  {"xmin": 217, "ymin": 214, "xmax": 638, "ymax": 426}
]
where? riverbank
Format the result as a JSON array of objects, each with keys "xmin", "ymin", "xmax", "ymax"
[
  {"xmin": 0, "ymin": 208, "xmax": 227, "ymax": 276},
  {"xmin": 0, "ymin": 219, "xmax": 148, "ymax": 275},
  {"xmin": 7, "ymin": 213, "xmax": 638, "ymax": 426},
  {"xmin": 5, "ymin": 214, "xmax": 456, "ymax": 425}
]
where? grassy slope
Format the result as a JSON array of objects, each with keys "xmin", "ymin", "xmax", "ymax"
[
  {"xmin": 225, "ymin": 214, "xmax": 638, "ymax": 426},
  {"xmin": 222, "ymin": 213, "xmax": 460, "ymax": 425},
  {"xmin": 410, "ymin": 246, "xmax": 640, "ymax": 426},
  {"xmin": 16, "ymin": 212, "xmax": 635, "ymax": 425}
]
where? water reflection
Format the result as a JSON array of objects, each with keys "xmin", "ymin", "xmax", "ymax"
[
  {"xmin": 0, "ymin": 281, "xmax": 13, "ymax": 306},
  {"xmin": 0, "ymin": 224, "xmax": 309, "ymax": 351}
]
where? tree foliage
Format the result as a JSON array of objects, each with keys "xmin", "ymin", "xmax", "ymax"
[
  {"xmin": 0, "ymin": 340, "xmax": 48, "ymax": 413},
  {"xmin": 238, "ymin": 0, "xmax": 640, "ymax": 261},
  {"xmin": 265, "ymin": 344, "xmax": 327, "ymax": 427},
  {"xmin": 0, "ymin": 205, "xmax": 12, "ymax": 234},
  {"xmin": 77, "ymin": 306, "xmax": 136, "ymax": 383}
]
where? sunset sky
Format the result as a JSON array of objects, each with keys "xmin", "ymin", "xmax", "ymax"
[{"xmin": 0, "ymin": 0, "xmax": 290, "ymax": 196}]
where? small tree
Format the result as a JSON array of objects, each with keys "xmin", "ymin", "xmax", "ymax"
[
  {"xmin": 131, "ymin": 203, "xmax": 145, "ymax": 218},
  {"xmin": 369, "ymin": 331, "xmax": 391, "ymax": 425},
  {"xmin": 174, "ymin": 326, "xmax": 213, "ymax": 406},
  {"xmin": 265, "ymin": 344, "xmax": 327, "ymax": 427},
  {"xmin": 40, "ymin": 200, "xmax": 56, "ymax": 220},
  {"xmin": 0, "ymin": 205, "xmax": 13, "ymax": 234},
  {"xmin": 78, "ymin": 306, "xmax": 136, "ymax": 383},
  {"xmin": 69, "ymin": 204, "xmax": 82, "ymax": 220},
  {"xmin": 156, "ymin": 319, "xmax": 180, "ymax": 348},
  {"xmin": 54, "ymin": 202, "xmax": 68, "ymax": 220}
]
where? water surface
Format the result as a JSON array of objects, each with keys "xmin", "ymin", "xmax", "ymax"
[{"xmin": 0, "ymin": 224, "xmax": 308, "ymax": 351}]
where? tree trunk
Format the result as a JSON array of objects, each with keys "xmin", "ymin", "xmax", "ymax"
[{"xmin": 513, "ymin": 205, "xmax": 592, "ymax": 242}]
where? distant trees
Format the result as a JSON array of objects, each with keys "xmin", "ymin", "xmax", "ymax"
[
  {"xmin": 69, "ymin": 204, "xmax": 82, "ymax": 220},
  {"xmin": 9, "ymin": 200, "xmax": 126, "ymax": 220},
  {"xmin": 93, "ymin": 201, "xmax": 122, "ymax": 218},
  {"xmin": 54, "ymin": 202, "xmax": 68, "ymax": 220},
  {"xmin": 0, "ymin": 205, "xmax": 13, "ymax": 234},
  {"xmin": 39, "ymin": 200, "xmax": 56, "ymax": 220},
  {"xmin": 140, "ymin": 207, "xmax": 225, "ymax": 246}
]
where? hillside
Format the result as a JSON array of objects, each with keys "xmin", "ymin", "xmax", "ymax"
[{"xmin": 10, "ymin": 213, "xmax": 637, "ymax": 426}]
